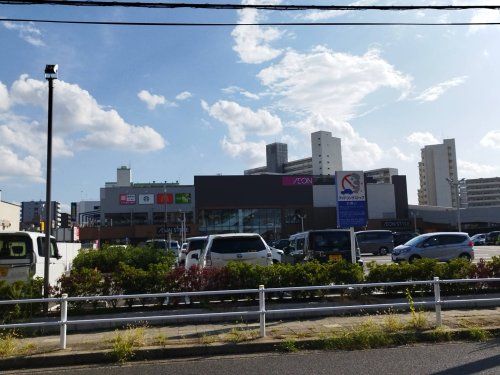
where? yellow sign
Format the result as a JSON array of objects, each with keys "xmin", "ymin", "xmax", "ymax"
[{"xmin": 329, "ymin": 254, "xmax": 342, "ymax": 262}]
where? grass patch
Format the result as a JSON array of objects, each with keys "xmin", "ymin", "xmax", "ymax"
[
  {"xmin": 199, "ymin": 333, "xmax": 218, "ymax": 345},
  {"xmin": 383, "ymin": 314, "xmax": 405, "ymax": 333},
  {"xmin": 279, "ymin": 339, "xmax": 298, "ymax": 353},
  {"xmin": 321, "ymin": 321, "xmax": 393, "ymax": 351},
  {"xmin": 109, "ymin": 326, "xmax": 146, "ymax": 363},
  {"xmin": 0, "ymin": 333, "xmax": 18, "ymax": 358},
  {"xmin": 428, "ymin": 326, "xmax": 453, "ymax": 342},
  {"xmin": 405, "ymin": 289, "xmax": 429, "ymax": 330},
  {"xmin": 154, "ymin": 333, "xmax": 168, "ymax": 347},
  {"xmin": 224, "ymin": 327, "xmax": 259, "ymax": 343},
  {"xmin": 464, "ymin": 326, "xmax": 491, "ymax": 342}
]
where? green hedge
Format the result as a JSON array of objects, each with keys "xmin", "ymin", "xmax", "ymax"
[{"xmin": 0, "ymin": 278, "xmax": 45, "ymax": 323}]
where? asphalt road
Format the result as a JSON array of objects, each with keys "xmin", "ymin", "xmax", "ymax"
[
  {"xmin": 363, "ymin": 245, "xmax": 500, "ymax": 265},
  {"xmin": 12, "ymin": 340, "xmax": 500, "ymax": 375}
]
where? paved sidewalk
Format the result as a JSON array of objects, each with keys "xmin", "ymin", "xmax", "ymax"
[{"xmin": 8, "ymin": 306, "xmax": 500, "ymax": 356}]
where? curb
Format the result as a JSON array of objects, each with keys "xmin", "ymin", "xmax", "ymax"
[{"xmin": 1, "ymin": 327, "xmax": 499, "ymax": 371}]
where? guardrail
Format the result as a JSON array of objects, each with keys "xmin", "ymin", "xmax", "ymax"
[{"xmin": 0, "ymin": 277, "xmax": 499, "ymax": 350}]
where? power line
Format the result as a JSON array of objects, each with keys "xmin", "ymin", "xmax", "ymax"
[
  {"xmin": 2, "ymin": 18, "xmax": 500, "ymax": 27},
  {"xmin": 2, "ymin": 1, "xmax": 500, "ymax": 12}
]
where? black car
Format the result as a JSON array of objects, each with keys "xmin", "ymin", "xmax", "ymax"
[
  {"xmin": 273, "ymin": 238, "xmax": 290, "ymax": 250},
  {"xmin": 392, "ymin": 232, "xmax": 419, "ymax": 247},
  {"xmin": 485, "ymin": 231, "xmax": 500, "ymax": 245}
]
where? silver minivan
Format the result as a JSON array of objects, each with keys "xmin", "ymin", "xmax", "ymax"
[
  {"xmin": 391, "ymin": 232, "xmax": 474, "ymax": 263},
  {"xmin": 356, "ymin": 230, "xmax": 394, "ymax": 255},
  {"xmin": 199, "ymin": 233, "xmax": 273, "ymax": 268}
]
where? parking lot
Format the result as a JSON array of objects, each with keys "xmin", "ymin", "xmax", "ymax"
[{"xmin": 362, "ymin": 245, "xmax": 500, "ymax": 264}]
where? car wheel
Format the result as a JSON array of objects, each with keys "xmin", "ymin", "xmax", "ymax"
[
  {"xmin": 408, "ymin": 255, "xmax": 421, "ymax": 264},
  {"xmin": 459, "ymin": 253, "xmax": 471, "ymax": 262},
  {"xmin": 379, "ymin": 247, "xmax": 389, "ymax": 256},
  {"xmin": 273, "ymin": 259, "xmax": 280, "ymax": 264}
]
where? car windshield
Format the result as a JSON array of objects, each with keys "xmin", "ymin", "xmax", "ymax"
[
  {"xmin": 188, "ymin": 239, "xmax": 206, "ymax": 251},
  {"xmin": 210, "ymin": 236, "xmax": 266, "ymax": 254},
  {"xmin": 0, "ymin": 235, "xmax": 33, "ymax": 260},
  {"xmin": 404, "ymin": 235, "xmax": 425, "ymax": 246},
  {"xmin": 310, "ymin": 231, "xmax": 350, "ymax": 251}
]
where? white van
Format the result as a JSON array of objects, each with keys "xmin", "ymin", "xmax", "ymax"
[
  {"xmin": 0, "ymin": 231, "xmax": 67, "ymax": 285},
  {"xmin": 197, "ymin": 233, "xmax": 273, "ymax": 268}
]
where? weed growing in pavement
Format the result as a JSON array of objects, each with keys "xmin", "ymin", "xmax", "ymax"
[
  {"xmin": 0, "ymin": 332, "xmax": 17, "ymax": 358},
  {"xmin": 224, "ymin": 327, "xmax": 259, "ymax": 343},
  {"xmin": 464, "ymin": 326, "xmax": 491, "ymax": 342},
  {"xmin": 154, "ymin": 333, "xmax": 168, "ymax": 347},
  {"xmin": 109, "ymin": 326, "xmax": 146, "ymax": 363},
  {"xmin": 383, "ymin": 313, "xmax": 405, "ymax": 333},
  {"xmin": 428, "ymin": 326, "xmax": 453, "ymax": 342},
  {"xmin": 405, "ymin": 289, "xmax": 428, "ymax": 330},
  {"xmin": 199, "ymin": 333, "xmax": 218, "ymax": 345},
  {"xmin": 321, "ymin": 321, "xmax": 393, "ymax": 351},
  {"xmin": 279, "ymin": 339, "xmax": 298, "ymax": 353}
]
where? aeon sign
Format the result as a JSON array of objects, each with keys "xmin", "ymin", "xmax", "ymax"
[{"xmin": 282, "ymin": 176, "xmax": 314, "ymax": 186}]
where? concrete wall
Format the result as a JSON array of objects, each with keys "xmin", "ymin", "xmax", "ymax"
[
  {"xmin": 367, "ymin": 184, "xmax": 396, "ymax": 219},
  {"xmin": 0, "ymin": 201, "xmax": 20, "ymax": 232}
]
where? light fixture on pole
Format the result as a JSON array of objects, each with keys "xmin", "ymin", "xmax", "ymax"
[
  {"xmin": 446, "ymin": 177, "xmax": 465, "ymax": 232},
  {"xmin": 43, "ymin": 64, "xmax": 58, "ymax": 311}
]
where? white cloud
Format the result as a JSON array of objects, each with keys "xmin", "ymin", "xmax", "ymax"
[
  {"xmin": 137, "ymin": 90, "xmax": 173, "ymax": 110},
  {"xmin": 258, "ymin": 46, "xmax": 411, "ymax": 120},
  {"xmin": 0, "ymin": 145, "xmax": 43, "ymax": 182},
  {"xmin": 9, "ymin": 75, "xmax": 166, "ymax": 151},
  {"xmin": 406, "ymin": 132, "xmax": 439, "ymax": 146},
  {"xmin": 0, "ymin": 82, "xmax": 9, "ymax": 111},
  {"xmin": 222, "ymin": 86, "xmax": 260, "ymax": 100},
  {"xmin": 175, "ymin": 91, "xmax": 192, "ymax": 101},
  {"xmin": 231, "ymin": 0, "xmax": 284, "ymax": 64},
  {"xmin": 480, "ymin": 130, "xmax": 500, "ymax": 149},
  {"xmin": 293, "ymin": 114, "xmax": 382, "ymax": 168},
  {"xmin": 458, "ymin": 159, "xmax": 499, "ymax": 178},
  {"xmin": 302, "ymin": 0, "xmax": 378, "ymax": 21},
  {"xmin": 389, "ymin": 146, "xmax": 414, "ymax": 162},
  {"xmin": 415, "ymin": 76, "xmax": 467, "ymax": 103},
  {"xmin": 220, "ymin": 137, "xmax": 266, "ymax": 167},
  {"xmin": 202, "ymin": 100, "xmax": 282, "ymax": 142},
  {"xmin": 2, "ymin": 21, "xmax": 45, "ymax": 46}
]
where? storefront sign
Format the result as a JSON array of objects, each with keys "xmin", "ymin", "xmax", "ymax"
[
  {"xmin": 156, "ymin": 193, "xmax": 173, "ymax": 204},
  {"xmin": 175, "ymin": 193, "xmax": 191, "ymax": 204},
  {"xmin": 139, "ymin": 194, "xmax": 154, "ymax": 205},
  {"xmin": 157, "ymin": 226, "xmax": 191, "ymax": 235},
  {"xmin": 336, "ymin": 171, "xmax": 367, "ymax": 228},
  {"xmin": 119, "ymin": 194, "xmax": 136, "ymax": 205},
  {"xmin": 382, "ymin": 220, "xmax": 411, "ymax": 230},
  {"xmin": 282, "ymin": 176, "xmax": 314, "ymax": 186}
]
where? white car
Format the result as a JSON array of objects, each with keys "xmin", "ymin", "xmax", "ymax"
[
  {"xmin": 270, "ymin": 247, "xmax": 284, "ymax": 263},
  {"xmin": 197, "ymin": 233, "xmax": 273, "ymax": 268},
  {"xmin": 182, "ymin": 236, "xmax": 207, "ymax": 269},
  {"xmin": 178, "ymin": 242, "xmax": 188, "ymax": 265}
]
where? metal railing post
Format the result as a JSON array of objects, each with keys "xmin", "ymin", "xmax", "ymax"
[
  {"xmin": 433, "ymin": 277, "xmax": 442, "ymax": 326},
  {"xmin": 60, "ymin": 293, "xmax": 68, "ymax": 349},
  {"xmin": 259, "ymin": 285, "xmax": 266, "ymax": 337}
]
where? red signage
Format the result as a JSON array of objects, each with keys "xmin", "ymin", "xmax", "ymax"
[
  {"xmin": 156, "ymin": 193, "xmax": 173, "ymax": 204},
  {"xmin": 282, "ymin": 176, "xmax": 314, "ymax": 186},
  {"xmin": 119, "ymin": 194, "xmax": 136, "ymax": 205}
]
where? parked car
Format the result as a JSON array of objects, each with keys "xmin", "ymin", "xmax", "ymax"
[
  {"xmin": 272, "ymin": 239, "xmax": 290, "ymax": 250},
  {"xmin": 196, "ymin": 233, "xmax": 273, "ymax": 268},
  {"xmin": 270, "ymin": 247, "xmax": 284, "ymax": 263},
  {"xmin": 178, "ymin": 242, "xmax": 188, "ymax": 264},
  {"xmin": 355, "ymin": 230, "xmax": 394, "ymax": 255},
  {"xmin": 470, "ymin": 233, "xmax": 486, "ymax": 246},
  {"xmin": 485, "ymin": 231, "xmax": 500, "ymax": 245},
  {"xmin": 391, "ymin": 232, "xmax": 474, "ymax": 263},
  {"xmin": 0, "ymin": 231, "xmax": 65, "ymax": 285},
  {"xmin": 145, "ymin": 239, "xmax": 181, "ymax": 257},
  {"xmin": 183, "ymin": 236, "xmax": 208, "ymax": 269},
  {"xmin": 287, "ymin": 230, "xmax": 362, "ymax": 264},
  {"xmin": 393, "ymin": 232, "xmax": 419, "ymax": 247}
]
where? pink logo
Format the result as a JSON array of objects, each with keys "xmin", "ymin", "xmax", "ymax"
[{"xmin": 282, "ymin": 176, "xmax": 313, "ymax": 186}]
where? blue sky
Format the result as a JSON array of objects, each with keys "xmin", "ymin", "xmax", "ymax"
[{"xmin": 1, "ymin": 1, "xmax": 500, "ymax": 211}]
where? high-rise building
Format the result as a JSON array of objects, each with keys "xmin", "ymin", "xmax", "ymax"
[
  {"xmin": 418, "ymin": 139, "xmax": 459, "ymax": 208},
  {"xmin": 311, "ymin": 131, "xmax": 343, "ymax": 176},
  {"xmin": 464, "ymin": 177, "xmax": 500, "ymax": 208},
  {"xmin": 21, "ymin": 201, "xmax": 61, "ymax": 230},
  {"xmin": 244, "ymin": 130, "xmax": 342, "ymax": 176},
  {"xmin": 365, "ymin": 168, "xmax": 399, "ymax": 184}
]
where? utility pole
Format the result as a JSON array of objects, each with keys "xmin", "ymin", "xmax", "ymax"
[
  {"xmin": 43, "ymin": 64, "xmax": 57, "ymax": 312},
  {"xmin": 446, "ymin": 177, "xmax": 465, "ymax": 232}
]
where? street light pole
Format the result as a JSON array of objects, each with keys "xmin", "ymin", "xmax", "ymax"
[
  {"xmin": 43, "ymin": 64, "xmax": 57, "ymax": 310},
  {"xmin": 446, "ymin": 177, "xmax": 465, "ymax": 232}
]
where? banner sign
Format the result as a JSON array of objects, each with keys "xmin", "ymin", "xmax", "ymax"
[
  {"xmin": 139, "ymin": 194, "xmax": 154, "ymax": 205},
  {"xmin": 119, "ymin": 194, "xmax": 136, "ymax": 205},
  {"xmin": 335, "ymin": 171, "xmax": 367, "ymax": 228},
  {"xmin": 157, "ymin": 226, "xmax": 191, "ymax": 235},
  {"xmin": 282, "ymin": 176, "xmax": 314, "ymax": 186},
  {"xmin": 156, "ymin": 193, "xmax": 173, "ymax": 204},
  {"xmin": 175, "ymin": 193, "xmax": 191, "ymax": 204}
]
